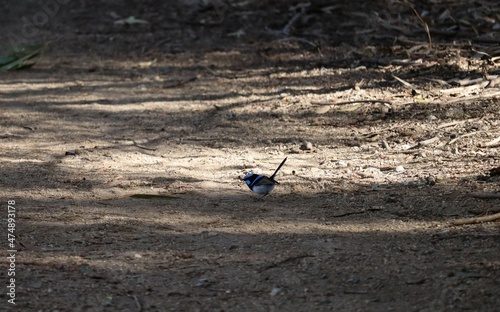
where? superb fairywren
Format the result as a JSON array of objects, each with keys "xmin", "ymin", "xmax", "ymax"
[{"xmin": 243, "ymin": 157, "xmax": 287, "ymax": 196}]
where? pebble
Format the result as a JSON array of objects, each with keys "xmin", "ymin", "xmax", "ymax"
[
  {"xmin": 336, "ymin": 160, "xmax": 348, "ymax": 167},
  {"xmin": 270, "ymin": 287, "xmax": 282, "ymax": 296},
  {"xmin": 426, "ymin": 175, "xmax": 437, "ymax": 186},
  {"xmin": 314, "ymin": 106, "xmax": 331, "ymax": 114},
  {"xmin": 300, "ymin": 141, "xmax": 313, "ymax": 150}
]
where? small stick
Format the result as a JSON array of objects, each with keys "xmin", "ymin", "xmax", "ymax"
[
  {"xmin": 279, "ymin": 36, "xmax": 317, "ymax": 48},
  {"xmin": 133, "ymin": 142, "xmax": 157, "ymax": 151},
  {"xmin": 437, "ymin": 118, "xmax": 478, "ymax": 130},
  {"xmin": 452, "ymin": 76, "xmax": 498, "ymax": 86},
  {"xmin": 331, "ymin": 208, "xmax": 383, "ymax": 218},
  {"xmin": 409, "ymin": 136, "xmax": 440, "ymax": 149},
  {"xmin": 311, "ymin": 100, "xmax": 392, "ymax": 106},
  {"xmin": 440, "ymin": 81, "xmax": 490, "ymax": 94},
  {"xmin": 437, "ymin": 120, "xmax": 461, "ymax": 129},
  {"xmin": 419, "ymin": 136, "xmax": 441, "ymax": 146},
  {"xmin": 395, "ymin": 36, "xmax": 470, "ymax": 48},
  {"xmin": 404, "ymin": 0, "xmax": 432, "ymax": 47},
  {"xmin": 260, "ymin": 254, "xmax": 315, "ymax": 272},
  {"xmin": 447, "ymin": 131, "xmax": 481, "ymax": 145},
  {"xmin": 381, "ymin": 140, "xmax": 391, "ymax": 150},
  {"xmin": 437, "ymin": 91, "xmax": 500, "ymax": 105},
  {"xmin": 133, "ymin": 295, "xmax": 142, "ymax": 312},
  {"xmin": 392, "ymin": 74, "xmax": 417, "ymax": 89},
  {"xmin": 480, "ymin": 136, "xmax": 500, "ymax": 148},
  {"xmin": 450, "ymin": 212, "xmax": 500, "ymax": 226},
  {"xmin": 282, "ymin": 5, "xmax": 308, "ymax": 36}
]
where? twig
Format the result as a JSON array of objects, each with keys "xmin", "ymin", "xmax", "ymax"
[
  {"xmin": 133, "ymin": 142, "xmax": 157, "ymax": 151},
  {"xmin": 451, "ymin": 76, "xmax": 498, "ymax": 86},
  {"xmin": 404, "ymin": 0, "xmax": 432, "ymax": 47},
  {"xmin": 392, "ymin": 74, "xmax": 417, "ymax": 90},
  {"xmin": 409, "ymin": 136, "xmax": 440, "ymax": 149},
  {"xmin": 440, "ymin": 80, "xmax": 490, "ymax": 94},
  {"xmin": 133, "ymin": 295, "xmax": 142, "ymax": 312},
  {"xmin": 425, "ymin": 78, "xmax": 450, "ymax": 86},
  {"xmin": 361, "ymin": 57, "xmax": 425, "ymax": 67},
  {"xmin": 311, "ymin": 100, "xmax": 392, "ymax": 106},
  {"xmin": 279, "ymin": 36, "xmax": 317, "ymax": 48},
  {"xmin": 381, "ymin": 140, "xmax": 391, "ymax": 150},
  {"xmin": 282, "ymin": 4, "xmax": 308, "ymax": 36},
  {"xmin": 260, "ymin": 254, "xmax": 315, "ymax": 272},
  {"xmin": 447, "ymin": 131, "xmax": 481, "ymax": 145},
  {"xmin": 331, "ymin": 208, "xmax": 383, "ymax": 218},
  {"xmin": 395, "ymin": 36, "xmax": 469, "ymax": 48},
  {"xmin": 450, "ymin": 212, "xmax": 500, "ymax": 226},
  {"xmin": 437, "ymin": 91, "xmax": 500, "ymax": 105},
  {"xmin": 480, "ymin": 136, "xmax": 500, "ymax": 148},
  {"xmin": 437, "ymin": 121, "xmax": 462, "ymax": 129},
  {"xmin": 203, "ymin": 65, "xmax": 219, "ymax": 77},
  {"xmin": 437, "ymin": 118, "xmax": 478, "ymax": 130}
]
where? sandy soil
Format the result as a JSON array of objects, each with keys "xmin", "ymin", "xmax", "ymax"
[{"xmin": 1, "ymin": 1, "xmax": 499, "ymax": 311}]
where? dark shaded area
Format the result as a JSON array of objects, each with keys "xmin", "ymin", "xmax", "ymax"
[{"xmin": 12, "ymin": 194, "xmax": 500, "ymax": 311}]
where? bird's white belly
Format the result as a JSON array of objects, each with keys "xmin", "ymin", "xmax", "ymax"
[{"xmin": 253, "ymin": 184, "xmax": 275, "ymax": 195}]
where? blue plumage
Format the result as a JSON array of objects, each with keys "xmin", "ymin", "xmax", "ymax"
[{"xmin": 243, "ymin": 157, "xmax": 287, "ymax": 196}]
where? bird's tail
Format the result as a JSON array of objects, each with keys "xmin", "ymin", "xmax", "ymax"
[{"xmin": 270, "ymin": 157, "xmax": 287, "ymax": 180}]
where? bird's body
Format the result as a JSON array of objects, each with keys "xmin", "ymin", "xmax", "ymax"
[
  {"xmin": 243, "ymin": 175, "xmax": 277, "ymax": 195},
  {"xmin": 243, "ymin": 157, "xmax": 287, "ymax": 196}
]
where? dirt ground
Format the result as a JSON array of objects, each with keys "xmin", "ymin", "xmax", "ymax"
[{"xmin": 1, "ymin": 1, "xmax": 499, "ymax": 311}]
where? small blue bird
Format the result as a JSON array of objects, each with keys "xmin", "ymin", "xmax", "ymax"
[{"xmin": 243, "ymin": 157, "xmax": 287, "ymax": 196}]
